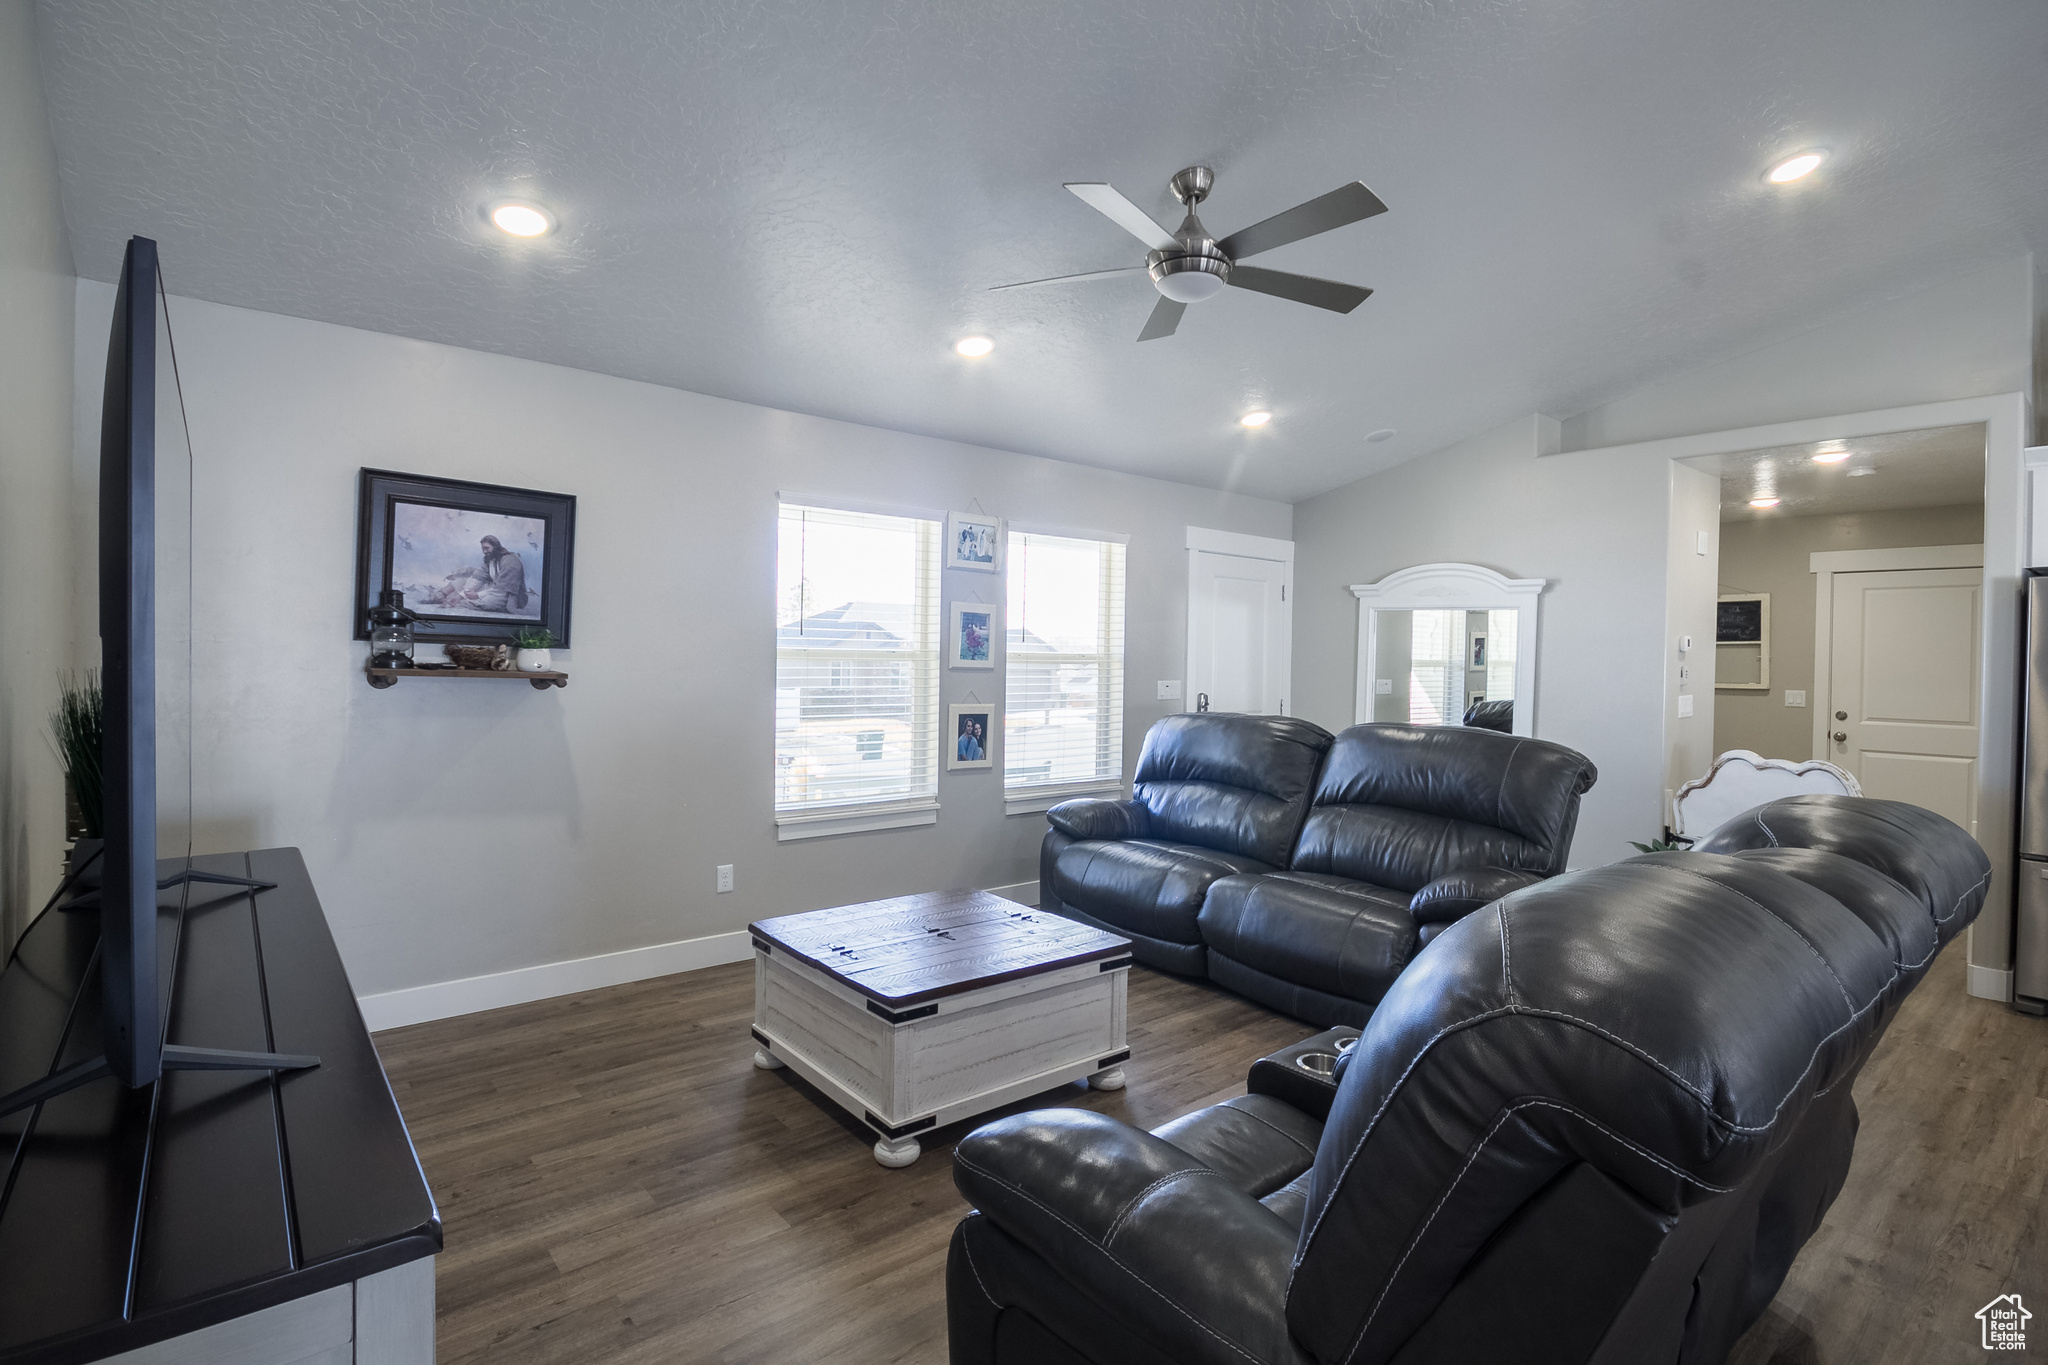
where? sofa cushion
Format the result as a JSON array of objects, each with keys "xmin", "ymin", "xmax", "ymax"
[
  {"xmin": 1198, "ymin": 871, "xmax": 1417, "ymax": 1007},
  {"xmin": 1050, "ymin": 839, "xmax": 1275, "ymax": 946},
  {"xmin": 1131, "ymin": 714, "xmax": 1334, "ymax": 867},
  {"xmin": 1293, "ymin": 724, "xmax": 1597, "ymax": 891}
]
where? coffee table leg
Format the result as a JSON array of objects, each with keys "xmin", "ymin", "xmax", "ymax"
[
  {"xmin": 752, "ymin": 1048, "xmax": 785, "ymax": 1071},
  {"xmin": 873, "ymin": 1134, "xmax": 921, "ymax": 1168},
  {"xmin": 1088, "ymin": 1065, "xmax": 1127, "ymax": 1091}
]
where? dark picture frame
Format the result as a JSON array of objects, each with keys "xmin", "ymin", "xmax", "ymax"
[{"xmin": 354, "ymin": 469, "xmax": 576, "ymax": 647}]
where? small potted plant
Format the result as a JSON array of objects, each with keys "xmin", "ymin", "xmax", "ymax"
[
  {"xmin": 513, "ymin": 625, "xmax": 556, "ymax": 673},
  {"xmin": 51, "ymin": 671, "xmax": 104, "ymax": 888}
]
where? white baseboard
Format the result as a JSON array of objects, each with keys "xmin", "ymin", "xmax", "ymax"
[
  {"xmin": 984, "ymin": 880, "xmax": 1040, "ymax": 907},
  {"xmin": 1966, "ymin": 963, "xmax": 2014, "ymax": 1003},
  {"xmin": 358, "ymin": 929, "xmax": 754, "ymax": 1032}
]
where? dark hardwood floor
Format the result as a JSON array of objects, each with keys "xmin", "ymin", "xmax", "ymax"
[{"xmin": 374, "ymin": 941, "xmax": 2044, "ymax": 1365}]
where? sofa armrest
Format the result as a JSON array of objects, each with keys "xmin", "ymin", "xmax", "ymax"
[
  {"xmin": 1409, "ymin": 866, "xmax": 1547, "ymax": 927},
  {"xmin": 954, "ymin": 1109, "xmax": 1307, "ymax": 1365},
  {"xmin": 1045, "ymin": 797, "xmax": 1150, "ymax": 842}
]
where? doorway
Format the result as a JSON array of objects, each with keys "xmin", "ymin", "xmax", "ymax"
[
  {"xmin": 1677, "ymin": 423, "xmax": 1986, "ymax": 836},
  {"xmin": 1185, "ymin": 528, "xmax": 1292, "ymax": 716}
]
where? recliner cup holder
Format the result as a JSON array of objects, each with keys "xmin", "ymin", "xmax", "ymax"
[
  {"xmin": 1294, "ymin": 1051, "xmax": 1339, "ymax": 1078},
  {"xmin": 1334, "ymin": 1036, "xmax": 1357, "ymax": 1054}
]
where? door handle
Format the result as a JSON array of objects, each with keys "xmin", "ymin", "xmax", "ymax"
[
  {"xmin": 1832, "ymin": 731, "xmax": 1848, "ymax": 743},
  {"xmin": 1196, "ymin": 692, "xmax": 1210, "ymax": 712}
]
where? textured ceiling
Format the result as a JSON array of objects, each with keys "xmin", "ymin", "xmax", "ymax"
[
  {"xmin": 33, "ymin": 0, "xmax": 2048, "ymax": 502},
  {"xmin": 1681, "ymin": 424, "xmax": 1986, "ymax": 522}
]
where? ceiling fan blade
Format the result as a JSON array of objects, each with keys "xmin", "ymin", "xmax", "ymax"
[
  {"xmin": 1065, "ymin": 183, "xmax": 1179, "ymax": 252},
  {"xmin": 1136, "ymin": 296, "xmax": 1186, "ymax": 341},
  {"xmin": 988, "ymin": 266, "xmax": 1147, "ymax": 292},
  {"xmin": 1217, "ymin": 182, "xmax": 1388, "ymax": 261},
  {"xmin": 1227, "ymin": 265, "xmax": 1372, "ymax": 313}
]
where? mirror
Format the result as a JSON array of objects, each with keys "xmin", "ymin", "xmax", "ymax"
[
  {"xmin": 1350, "ymin": 563, "xmax": 1545, "ymax": 735},
  {"xmin": 1368, "ymin": 609, "xmax": 1519, "ymax": 728}
]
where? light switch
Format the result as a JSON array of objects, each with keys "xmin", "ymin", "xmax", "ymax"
[
  {"xmin": 1678, "ymin": 665, "xmax": 1690, "ymax": 680},
  {"xmin": 1696, "ymin": 531, "xmax": 1710, "ymax": 556},
  {"xmin": 1677, "ymin": 694, "xmax": 1694, "ymax": 718},
  {"xmin": 1375, "ymin": 679, "xmax": 1394, "ymax": 695},
  {"xmin": 1784, "ymin": 690, "xmax": 1806, "ymax": 708},
  {"xmin": 1157, "ymin": 680, "xmax": 1182, "ymax": 700}
]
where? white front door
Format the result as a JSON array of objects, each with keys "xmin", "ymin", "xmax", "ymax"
[
  {"xmin": 1827, "ymin": 566, "xmax": 1982, "ymax": 836},
  {"xmin": 1186, "ymin": 530, "xmax": 1292, "ymax": 715}
]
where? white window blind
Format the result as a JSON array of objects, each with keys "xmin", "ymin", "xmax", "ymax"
[
  {"xmin": 775, "ymin": 503, "xmax": 940, "ymax": 818},
  {"xmin": 1004, "ymin": 531, "xmax": 1126, "ymax": 794},
  {"xmin": 1407, "ymin": 609, "xmax": 1462, "ymax": 725}
]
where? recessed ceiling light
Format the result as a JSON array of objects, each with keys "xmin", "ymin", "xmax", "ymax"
[
  {"xmin": 1748, "ymin": 496, "xmax": 1781, "ymax": 508},
  {"xmin": 1766, "ymin": 151, "xmax": 1827, "ymax": 184},
  {"xmin": 1365, "ymin": 428, "xmax": 1396, "ymax": 443},
  {"xmin": 488, "ymin": 200, "xmax": 555, "ymax": 237},
  {"xmin": 1240, "ymin": 411, "xmax": 1272, "ymax": 428},
  {"xmin": 1846, "ymin": 467, "xmax": 1875, "ymax": 478},
  {"xmin": 954, "ymin": 336, "xmax": 994, "ymax": 358},
  {"xmin": 1812, "ymin": 450, "xmax": 1852, "ymax": 464}
]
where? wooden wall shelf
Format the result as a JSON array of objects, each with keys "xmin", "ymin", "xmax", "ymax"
[{"xmin": 367, "ymin": 667, "xmax": 567, "ymax": 690}]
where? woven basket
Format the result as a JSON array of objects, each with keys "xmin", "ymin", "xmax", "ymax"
[{"xmin": 444, "ymin": 644, "xmax": 512, "ymax": 670}]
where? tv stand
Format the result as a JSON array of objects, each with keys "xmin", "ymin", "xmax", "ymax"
[
  {"xmin": 0, "ymin": 848, "xmax": 439, "ymax": 1364},
  {"xmin": 4, "ymin": 864, "xmax": 318, "ymax": 1122}
]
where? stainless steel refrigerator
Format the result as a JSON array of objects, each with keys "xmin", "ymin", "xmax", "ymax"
[{"xmin": 2016, "ymin": 572, "xmax": 2048, "ymax": 1013}]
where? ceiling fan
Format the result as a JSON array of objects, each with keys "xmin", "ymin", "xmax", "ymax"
[{"xmin": 992, "ymin": 166, "xmax": 1387, "ymax": 341}]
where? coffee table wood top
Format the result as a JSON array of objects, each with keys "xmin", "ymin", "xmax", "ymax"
[{"xmin": 749, "ymin": 889, "xmax": 1132, "ymax": 1007}]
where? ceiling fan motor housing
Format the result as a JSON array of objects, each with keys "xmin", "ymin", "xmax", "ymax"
[{"xmin": 1150, "ymin": 166, "xmax": 1231, "ymax": 302}]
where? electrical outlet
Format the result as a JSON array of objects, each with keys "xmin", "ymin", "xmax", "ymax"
[
  {"xmin": 716, "ymin": 864, "xmax": 734, "ymax": 893},
  {"xmin": 1784, "ymin": 690, "xmax": 1806, "ymax": 708},
  {"xmin": 1157, "ymin": 680, "xmax": 1182, "ymax": 700},
  {"xmin": 1676, "ymin": 694, "xmax": 1694, "ymax": 718},
  {"xmin": 1375, "ymin": 679, "xmax": 1393, "ymax": 695}
]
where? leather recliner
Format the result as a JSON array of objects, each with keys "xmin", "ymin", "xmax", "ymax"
[
  {"xmin": 1199, "ymin": 723, "xmax": 1598, "ymax": 1027},
  {"xmin": 1039, "ymin": 714, "xmax": 1335, "ymax": 974},
  {"xmin": 950, "ymin": 795, "xmax": 1992, "ymax": 1365}
]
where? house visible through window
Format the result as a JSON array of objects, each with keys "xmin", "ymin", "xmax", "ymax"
[
  {"xmin": 775, "ymin": 503, "xmax": 940, "ymax": 824},
  {"xmin": 1004, "ymin": 530, "xmax": 1126, "ymax": 800}
]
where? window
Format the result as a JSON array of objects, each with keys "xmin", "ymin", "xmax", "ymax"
[
  {"xmin": 775, "ymin": 503, "xmax": 940, "ymax": 837},
  {"xmin": 1004, "ymin": 530, "xmax": 1126, "ymax": 808}
]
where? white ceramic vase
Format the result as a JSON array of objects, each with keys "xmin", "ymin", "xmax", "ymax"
[{"xmin": 516, "ymin": 647, "xmax": 552, "ymax": 672}]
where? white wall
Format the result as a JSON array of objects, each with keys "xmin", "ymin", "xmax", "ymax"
[
  {"xmin": 1663, "ymin": 462, "xmax": 1720, "ymax": 819},
  {"xmin": 0, "ymin": 0, "xmax": 77, "ymax": 952},
  {"xmin": 68, "ymin": 283, "xmax": 1289, "ymax": 1001},
  {"xmin": 1561, "ymin": 257, "xmax": 2034, "ymax": 451},
  {"xmin": 1292, "ymin": 415, "xmax": 1674, "ymax": 866}
]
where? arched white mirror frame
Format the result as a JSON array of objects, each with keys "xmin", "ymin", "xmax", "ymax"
[{"xmin": 1350, "ymin": 563, "xmax": 1546, "ymax": 734}]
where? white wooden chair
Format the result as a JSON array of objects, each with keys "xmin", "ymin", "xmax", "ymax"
[{"xmin": 1672, "ymin": 750, "xmax": 1862, "ymax": 843}]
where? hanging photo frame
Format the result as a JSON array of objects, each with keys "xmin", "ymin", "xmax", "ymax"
[
  {"xmin": 947, "ymin": 512, "xmax": 1003, "ymax": 573},
  {"xmin": 948, "ymin": 703, "xmax": 996, "ymax": 770},
  {"xmin": 949, "ymin": 602, "xmax": 997, "ymax": 670}
]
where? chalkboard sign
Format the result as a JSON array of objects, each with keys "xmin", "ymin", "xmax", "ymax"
[{"xmin": 1717, "ymin": 597, "xmax": 1765, "ymax": 643}]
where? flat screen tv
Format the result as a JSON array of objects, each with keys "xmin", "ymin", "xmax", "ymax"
[{"xmin": 0, "ymin": 238, "xmax": 314, "ymax": 1121}]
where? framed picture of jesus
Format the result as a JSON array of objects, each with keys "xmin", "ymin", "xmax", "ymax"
[{"xmin": 354, "ymin": 469, "xmax": 577, "ymax": 647}]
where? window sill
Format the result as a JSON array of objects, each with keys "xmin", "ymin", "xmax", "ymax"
[
  {"xmin": 1003, "ymin": 782, "xmax": 1126, "ymax": 817},
  {"xmin": 775, "ymin": 800, "xmax": 940, "ymax": 842}
]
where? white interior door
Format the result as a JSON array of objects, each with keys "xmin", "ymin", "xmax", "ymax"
[
  {"xmin": 1827, "ymin": 566, "xmax": 1981, "ymax": 836},
  {"xmin": 1186, "ymin": 530, "xmax": 1292, "ymax": 715}
]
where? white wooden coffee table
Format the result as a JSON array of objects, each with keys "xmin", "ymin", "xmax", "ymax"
[{"xmin": 748, "ymin": 889, "xmax": 1133, "ymax": 1166}]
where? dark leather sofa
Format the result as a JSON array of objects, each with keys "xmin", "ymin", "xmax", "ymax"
[
  {"xmin": 1043, "ymin": 715, "xmax": 1597, "ymax": 1025},
  {"xmin": 949, "ymin": 795, "xmax": 1993, "ymax": 1365}
]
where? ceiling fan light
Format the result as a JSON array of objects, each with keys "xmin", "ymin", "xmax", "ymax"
[
  {"xmin": 1812, "ymin": 450, "xmax": 1851, "ymax": 464},
  {"xmin": 1240, "ymin": 411, "xmax": 1272, "ymax": 428},
  {"xmin": 954, "ymin": 336, "xmax": 994, "ymax": 357},
  {"xmin": 1748, "ymin": 497, "xmax": 1781, "ymax": 509},
  {"xmin": 1156, "ymin": 270, "xmax": 1226, "ymax": 303}
]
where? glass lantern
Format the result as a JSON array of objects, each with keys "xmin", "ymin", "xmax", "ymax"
[{"xmin": 368, "ymin": 589, "xmax": 418, "ymax": 668}]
